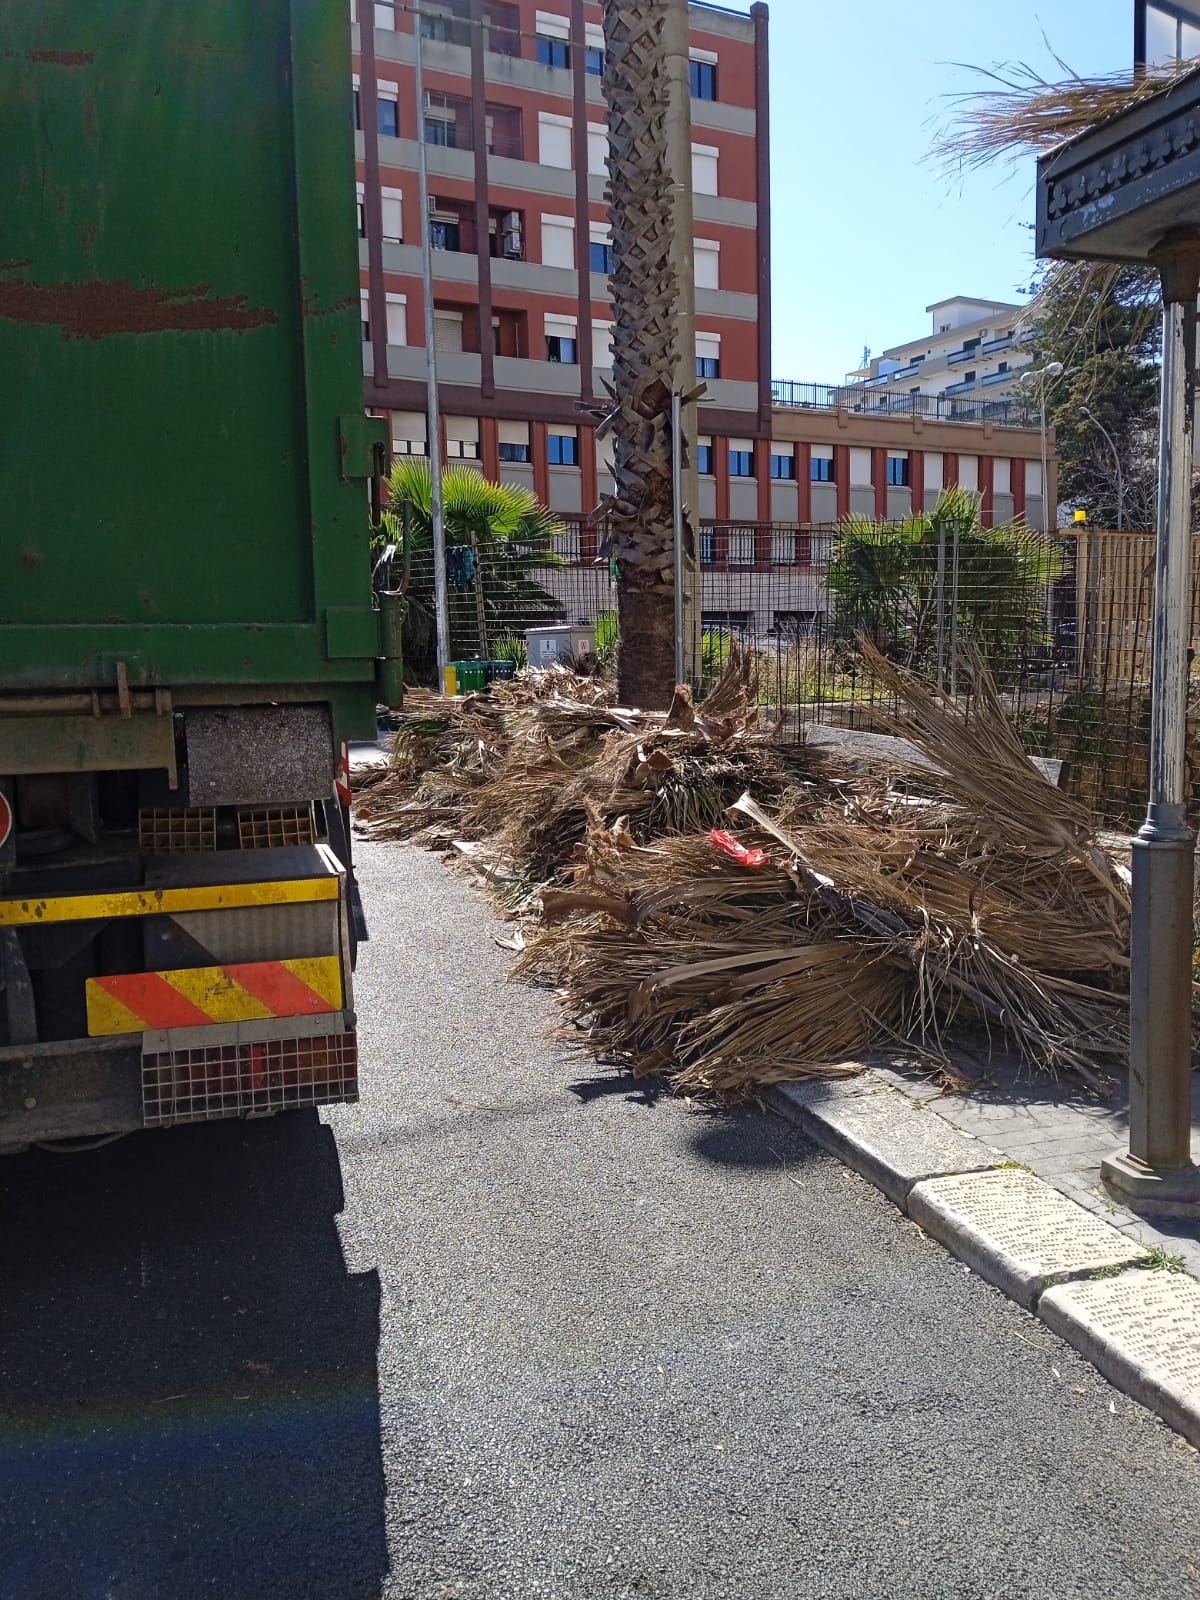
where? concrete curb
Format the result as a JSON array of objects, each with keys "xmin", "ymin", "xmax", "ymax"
[
  {"xmin": 907, "ymin": 1170, "xmax": 1150, "ymax": 1313},
  {"xmin": 1039, "ymin": 1271, "xmax": 1200, "ymax": 1449},
  {"xmin": 768, "ymin": 1070, "xmax": 1198, "ymax": 1447},
  {"xmin": 769, "ymin": 1077, "xmax": 999, "ymax": 1206}
]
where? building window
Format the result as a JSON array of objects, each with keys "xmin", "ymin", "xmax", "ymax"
[
  {"xmin": 537, "ymin": 35, "xmax": 570, "ymax": 69},
  {"xmin": 729, "ymin": 448, "xmax": 754, "ymax": 478},
  {"xmin": 689, "ymin": 59, "xmax": 718, "ymax": 100},
  {"xmin": 485, "ymin": 104, "xmax": 523, "ymax": 160},
  {"xmin": 589, "ymin": 241, "xmax": 614, "ymax": 274},
  {"xmin": 697, "ymin": 444, "xmax": 714, "ymax": 475},
  {"xmin": 381, "ymin": 189, "xmax": 403, "ymax": 243},
  {"xmin": 587, "ymin": 124, "xmax": 609, "ymax": 176},
  {"xmin": 385, "ymin": 297, "xmax": 407, "ymax": 346},
  {"xmin": 357, "ymin": 194, "xmax": 366, "ymax": 238},
  {"xmin": 353, "ymin": 88, "xmax": 361, "ymax": 131},
  {"xmin": 770, "ymin": 453, "xmax": 796, "ymax": 481},
  {"xmin": 430, "ymin": 218, "xmax": 461, "ymax": 252},
  {"xmin": 694, "ymin": 240, "xmax": 720, "ymax": 291},
  {"xmin": 538, "ymin": 113, "xmax": 574, "ymax": 169},
  {"xmin": 696, "ymin": 356, "xmax": 720, "ymax": 380},
  {"xmin": 423, "ymin": 93, "xmax": 474, "ymax": 150},
  {"xmin": 499, "ymin": 441, "xmax": 531, "ymax": 463},
  {"xmin": 585, "ymin": 45, "xmax": 605, "ymax": 76},
  {"xmin": 546, "ymin": 334, "xmax": 577, "ymax": 364},
  {"xmin": 378, "ymin": 97, "xmax": 398, "ymax": 138},
  {"xmin": 548, "ymin": 434, "xmax": 579, "ymax": 466},
  {"xmin": 447, "ymin": 439, "xmax": 481, "ymax": 460},
  {"xmin": 887, "ymin": 455, "xmax": 910, "ymax": 487},
  {"xmin": 420, "ymin": 7, "xmax": 463, "ymax": 43},
  {"xmin": 692, "ymin": 144, "xmax": 719, "ymax": 195},
  {"xmin": 811, "ymin": 455, "xmax": 834, "ymax": 483}
]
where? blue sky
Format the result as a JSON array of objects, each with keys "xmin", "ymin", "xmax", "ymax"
[{"xmin": 721, "ymin": 0, "xmax": 1135, "ymax": 380}]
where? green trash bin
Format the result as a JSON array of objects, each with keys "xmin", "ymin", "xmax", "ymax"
[{"xmin": 455, "ymin": 660, "xmax": 486, "ymax": 693}]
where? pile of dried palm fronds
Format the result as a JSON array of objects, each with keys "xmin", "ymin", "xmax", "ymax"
[
  {"xmin": 354, "ymin": 653, "xmax": 824, "ymax": 885},
  {"xmin": 519, "ymin": 647, "xmax": 1135, "ymax": 1098}
]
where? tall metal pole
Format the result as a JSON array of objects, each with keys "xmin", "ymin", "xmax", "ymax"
[
  {"xmin": 935, "ymin": 518, "xmax": 947, "ymax": 693},
  {"xmin": 1103, "ymin": 232, "xmax": 1200, "ymax": 1215},
  {"xmin": 413, "ymin": 0, "xmax": 450, "ymax": 686},
  {"xmin": 949, "ymin": 517, "xmax": 961, "ymax": 700},
  {"xmin": 671, "ymin": 392, "xmax": 685, "ymax": 688}
]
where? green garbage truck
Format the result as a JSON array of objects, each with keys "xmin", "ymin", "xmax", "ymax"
[{"xmin": 0, "ymin": 2, "xmax": 388, "ymax": 1150}]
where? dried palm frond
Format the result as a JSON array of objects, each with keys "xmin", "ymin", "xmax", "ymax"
[{"xmin": 931, "ymin": 56, "xmax": 1197, "ymax": 176}]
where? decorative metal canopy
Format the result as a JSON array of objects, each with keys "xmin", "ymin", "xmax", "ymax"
[{"xmin": 1036, "ymin": 63, "xmax": 1200, "ymax": 264}]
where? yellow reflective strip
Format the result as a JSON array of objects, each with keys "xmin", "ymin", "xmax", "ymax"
[
  {"xmin": 163, "ymin": 968, "xmax": 276, "ymax": 1024},
  {"xmin": 282, "ymin": 956, "xmax": 344, "ymax": 1010},
  {"xmin": 85, "ymin": 985, "xmax": 146, "ymax": 1038},
  {"xmin": 0, "ymin": 877, "xmax": 339, "ymax": 927}
]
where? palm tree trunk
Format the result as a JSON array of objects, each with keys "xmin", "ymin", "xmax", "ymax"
[{"xmin": 602, "ymin": 0, "xmax": 689, "ymax": 709}]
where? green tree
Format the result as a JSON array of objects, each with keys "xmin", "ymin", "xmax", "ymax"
[
  {"xmin": 379, "ymin": 459, "xmax": 564, "ymax": 676},
  {"xmin": 826, "ymin": 487, "xmax": 1065, "ymax": 671},
  {"xmin": 1025, "ymin": 261, "xmax": 1161, "ymax": 529}
]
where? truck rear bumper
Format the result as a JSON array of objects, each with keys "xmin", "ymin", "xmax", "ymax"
[{"xmin": 0, "ymin": 1015, "xmax": 358, "ymax": 1152}]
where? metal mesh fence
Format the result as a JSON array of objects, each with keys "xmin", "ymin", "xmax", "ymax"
[{"xmin": 397, "ymin": 521, "xmax": 1198, "ymax": 832}]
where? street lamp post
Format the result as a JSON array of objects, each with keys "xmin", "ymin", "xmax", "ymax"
[{"xmin": 1036, "ymin": 69, "xmax": 1200, "ymax": 1215}]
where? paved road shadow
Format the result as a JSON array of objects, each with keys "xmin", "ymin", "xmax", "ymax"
[
  {"xmin": 688, "ymin": 1103, "xmax": 817, "ymax": 1171},
  {"xmin": 0, "ymin": 1113, "xmax": 387, "ymax": 1600}
]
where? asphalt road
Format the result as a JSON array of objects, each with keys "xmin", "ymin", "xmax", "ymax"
[{"xmin": 2, "ymin": 840, "xmax": 1200, "ymax": 1600}]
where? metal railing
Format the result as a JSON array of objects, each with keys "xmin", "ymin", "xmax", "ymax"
[{"xmin": 770, "ymin": 380, "xmax": 1037, "ymax": 428}]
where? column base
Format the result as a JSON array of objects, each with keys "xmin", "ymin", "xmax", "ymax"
[{"xmin": 1101, "ymin": 1151, "xmax": 1200, "ymax": 1217}]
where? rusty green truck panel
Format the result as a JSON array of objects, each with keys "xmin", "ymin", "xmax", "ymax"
[{"xmin": 0, "ymin": 1, "xmax": 380, "ymax": 735}]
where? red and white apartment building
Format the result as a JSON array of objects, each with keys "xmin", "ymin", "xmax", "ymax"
[{"xmin": 351, "ymin": 0, "xmax": 1053, "ymax": 631}]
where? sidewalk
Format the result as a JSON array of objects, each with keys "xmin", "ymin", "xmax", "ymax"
[
  {"xmin": 770, "ymin": 1049, "xmax": 1200, "ymax": 1453},
  {"xmin": 870, "ymin": 1044, "xmax": 1200, "ymax": 1278}
]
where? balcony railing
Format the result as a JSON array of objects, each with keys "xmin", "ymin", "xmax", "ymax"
[{"xmin": 771, "ymin": 380, "xmax": 1036, "ymax": 428}]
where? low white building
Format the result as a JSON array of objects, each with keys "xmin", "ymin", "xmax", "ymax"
[{"xmin": 845, "ymin": 296, "xmax": 1036, "ymax": 414}]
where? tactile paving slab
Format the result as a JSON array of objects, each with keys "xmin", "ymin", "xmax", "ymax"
[
  {"xmin": 1040, "ymin": 1270, "xmax": 1200, "ymax": 1447},
  {"xmin": 773, "ymin": 1080, "xmax": 999, "ymax": 1206},
  {"xmin": 908, "ymin": 1168, "xmax": 1149, "ymax": 1310}
]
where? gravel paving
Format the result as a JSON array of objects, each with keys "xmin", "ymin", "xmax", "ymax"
[{"xmin": 2, "ymin": 839, "xmax": 1199, "ymax": 1600}]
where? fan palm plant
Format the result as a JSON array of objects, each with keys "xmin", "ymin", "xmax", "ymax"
[
  {"xmin": 826, "ymin": 487, "xmax": 1066, "ymax": 675},
  {"xmin": 379, "ymin": 459, "xmax": 564, "ymax": 675}
]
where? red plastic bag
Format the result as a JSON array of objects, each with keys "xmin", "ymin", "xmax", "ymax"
[{"xmin": 708, "ymin": 829, "xmax": 769, "ymax": 869}]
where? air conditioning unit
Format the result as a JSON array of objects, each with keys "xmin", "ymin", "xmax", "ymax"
[
  {"xmin": 501, "ymin": 212, "xmax": 523, "ymax": 258},
  {"xmin": 502, "ymin": 210, "xmax": 521, "ymax": 231},
  {"xmin": 427, "ymin": 194, "xmax": 437, "ymax": 216}
]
